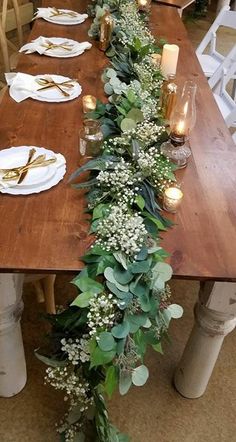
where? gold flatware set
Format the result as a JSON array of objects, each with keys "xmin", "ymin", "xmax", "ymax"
[
  {"xmin": 36, "ymin": 77, "xmax": 76, "ymax": 97},
  {"xmin": 49, "ymin": 7, "xmax": 78, "ymax": 18},
  {"xmin": 42, "ymin": 39, "xmax": 73, "ymax": 51},
  {"xmin": 0, "ymin": 148, "xmax": 57, "ymax": 183}
]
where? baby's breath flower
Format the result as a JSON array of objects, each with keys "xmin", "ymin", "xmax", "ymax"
[
  {"xmin": 96, "ymin": 205, "xmax": 147, "ymax": 256},
  {"xmin": 87, "ymin": 292, "xmax": 117, "ymax": 336}
]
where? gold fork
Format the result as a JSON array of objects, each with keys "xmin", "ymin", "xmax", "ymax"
[{"xmin": 50, "ymin": 7, "xmax": 78, "ymax": 17}]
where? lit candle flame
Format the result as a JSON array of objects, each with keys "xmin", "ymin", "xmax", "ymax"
[{"xmin": 176, "ymin": 120, "xmax": 185, "ymax": 135}]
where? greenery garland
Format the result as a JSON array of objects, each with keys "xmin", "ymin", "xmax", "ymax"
[{"xmin": 38, "ymin": 1, "xmax": 183, "ymax": 441}]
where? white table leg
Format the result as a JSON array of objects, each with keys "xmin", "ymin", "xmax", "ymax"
[
  {"xmin": 0, "ymin": 273, "xmax": 26, "ymax": 397},
  {"xmin": 174, "ymin": 281, "xmax": 236, "ymax": 398}
]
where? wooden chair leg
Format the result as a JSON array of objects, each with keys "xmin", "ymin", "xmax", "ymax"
[
  {"xmin": 42, "ymin": 275, "xmax": 56, "ymax": 314},
  {"xmin": 11, "ymin": 0, "xmax": 23, "ymax": 46},
  {"xmin": 0, "ymin": 21, "xmax": 10, "ymax": 71},
  {"xmin": 33, "ymin": 279, "xmax": 45, "ymax": 304}
]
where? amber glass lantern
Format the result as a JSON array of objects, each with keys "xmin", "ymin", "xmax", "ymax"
[{"xmin": 160, "ymin": 80, "xmax": 197, "ymax": 169}]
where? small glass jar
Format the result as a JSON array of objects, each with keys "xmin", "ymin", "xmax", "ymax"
[{"xmin": 79, "ymin": 120, "xmax": 103, "ymax": 164}]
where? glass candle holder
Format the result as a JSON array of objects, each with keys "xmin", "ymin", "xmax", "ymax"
[
  {"xmin": 160, "ymin": 80, "xmax": 197, "ymax": 169},
  {"xmin": 163, "ymin": 187, "xmax": 183, "ymax": 213},
  {"xmin": 99, "ymin": 10, "xmax": 114, "ymax": 52},
  {"xmin": 79, "ymin": 120, "xmax": 103, "ymax": 165},
  {"xmin": 160, "ymin": 74, "xmax": 177, "ymax": 120},
  {"xmin": 136, "ymin": 0, "xmax": 151, "ymax": 11},
  {"xmin": 82, "ymin": 95, "xmax": 97, "ymax": 113}
]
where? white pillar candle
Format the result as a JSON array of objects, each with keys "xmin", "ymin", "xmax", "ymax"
[
  {"xmin": 161, "ymin": 44, "xmax": 179, "ymax": 78},
  {"xmin": 163, "ymin": 187, "xmax": 183, "ymax": 213}
]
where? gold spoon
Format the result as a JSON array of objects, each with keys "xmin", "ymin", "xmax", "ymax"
[{"xmin": 2, "ymin": 157, "xmax": 57, "ymax": 181}]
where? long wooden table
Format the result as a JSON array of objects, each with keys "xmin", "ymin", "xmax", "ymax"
[{"xmin": 0, "ymin": 0, "xmax": 236, "ymax": 400}]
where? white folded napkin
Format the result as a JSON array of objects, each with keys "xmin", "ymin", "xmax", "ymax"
[
  {"xmin": 5, "ymin": 72, "xmax": 39, "ymax": 102},
  {"xmin": 0, "ymin": 153, "xmax": 66, "ymax": 191},
  {"xmin": 19, "ymin": 36, "xmax": 92, "ymax": 56},
  {"xmin": 34, "ymin": 7, "xmax": 88, "ymax": 23},
  {"xmin": 5, "ymin": 72, "xmax": 81, "ymax": 103}
]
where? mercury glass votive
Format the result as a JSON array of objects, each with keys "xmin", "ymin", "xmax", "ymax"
[
  {"xmin": 150, "ymin": 53, "xmax": 162, "ymax": 68},
  {"xmin": 82, "ymin": 95, "xmax": 97, "ymax": 113},
  {"xmin": 163, "ymin": 187, "xmax": 183, "ymax": 213},
  {"xmin": 136, "ymin": 0, "xmax": 151, "ymax": 12}
]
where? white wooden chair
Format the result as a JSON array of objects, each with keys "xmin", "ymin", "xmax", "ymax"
[
  {"xmin": 212, "ymin": 60, "xmax": 236, "ymax": 143},
  {"xmin": 196, "ymin": 6, "xmax": 236, "ymax": 79},
  {"xmin": 0, "ymin": 0, "xmax": 33, "ymax": 71},
  {"xmin": 209, "ymin": 44, "xmax": 236, "ymax": 98}
]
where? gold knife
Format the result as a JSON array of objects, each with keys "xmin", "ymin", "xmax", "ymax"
[{"xmin": 17, "ymin": 148, "xmax": 36, "ymax": 184}]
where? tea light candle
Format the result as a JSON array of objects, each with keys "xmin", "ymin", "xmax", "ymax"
[
  {"xmin": 136, "ymin": 0, "xmax": 151, "ymax": 11},
  {"xmin": 82, "ymin": 95, "xmax": 97, "ymax": 113},
  {"xmin": 163, "ymin": 187, "xmax": 183, "ymax": 213},
  {"xmin": 151, "ymin": 53, "xmax": 162, "ymax": 67},
  {"xmin": 161, "ymin": 44, "xmax": 179, "ymax": 78}
]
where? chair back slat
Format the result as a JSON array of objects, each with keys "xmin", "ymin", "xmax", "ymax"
[{"xmin": 220, "ymin": 10, "xmax": 236, "ymax": 29}]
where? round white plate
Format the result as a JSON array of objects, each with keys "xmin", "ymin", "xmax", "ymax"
[
  {"xmin": 34, "ymin": 74, "xmax": 82, "ymax": 103},
  {"xmin": 44, "ymin": 9, "xmax": 87, "ymax": 25},
  {"xmin": 0, "ymin": 146, "xmax": 66, "ymax": 195},
  {"xmin": 42, "ymin": 37, "xmax": 85, "ymax": 58}
]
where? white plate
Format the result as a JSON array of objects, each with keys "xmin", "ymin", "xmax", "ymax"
[
  {"xmin": 0, "ymin": 146, "xmax": 56, "ymax": 188},
  {"xmin": 34, "ymin": 74, "xmax": 82, "ymax": 102},
  {"xmin": 43, "ymin": 9, "xmax": 87, "ymax": 25},
  {"xmin": 42, "ymin": 37, "xmax": 87, "ymax": 58},
  {"xmin": 0, "ymin": 146, "xmax": 66, "ymax": 195}
]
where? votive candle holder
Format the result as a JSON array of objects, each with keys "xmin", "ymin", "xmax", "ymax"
[{"xmin": 163, "ymin": 187, "xmax": 183, "ymax": 213}]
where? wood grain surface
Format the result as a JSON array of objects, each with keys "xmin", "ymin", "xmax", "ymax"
[{"xmin": 0, "ymin": 0, "xmax": 235, "ymax": 281}]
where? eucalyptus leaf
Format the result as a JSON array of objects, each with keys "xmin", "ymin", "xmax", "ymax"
[
  {"xmin": 116, "ymin": 338, "xmax": 126, "ymax": 355},
  {"xmin": 119, "ymin": 370, "xmax": 132, "ymax": 395},
  {"xmin": 129, "ymin": 259, "xmax": 151, "ymax": 274},
  {"xmin": 111, "ymin": 321, "xmax": 130, "ymax": 339},
  {"xmin": 167, "ymin": 304, "xmax": 184, "ymax": 319},
  {"xmin": 114, "ymin": 264, "xmax": 134, "ymax": 284},
  {"xmin": 126, "ymin": 108, "xmax": 144, "ymax": 123},
  {"xmin": 132, "ymin": 365, "xmax": 149, "ymax": 387},
  {"xmin": 98, "ymin": 332, "xmax": 116, "ymax": 352},
  {"xmin": 113, "ymin": 252, "xmax": 128, "ymax": 270},
  {"xmin": 106, "ymin": 68, "xmax": 117, "ymax": 78},
  {"xmin": 152, "ymin": 262, "xmax": 173, "ymax": 282},
  {"xmin": 104, "ymin": 267, "xmax": 129, "ymax": 292},
  {"xmin": 126, "ymin": 314, "xmax": 147, "ymax": 333},
  {"xmin": 120, "ymin": 118, "xmax": 136, "ymax": 132},
  {"xmin": 117, "ymin": 292, "xmax": 133, "ymax": 310},
  {"xmin": 104, "ymin": 83, "xmax": 114, "ymax": 95},
  {"xmin": 135, "ymin": 246, "xmax": 148, "ymax": 261},
  {"xmin": 106, "ymin": 281, "xmax": 129, "ymax": 299}
]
